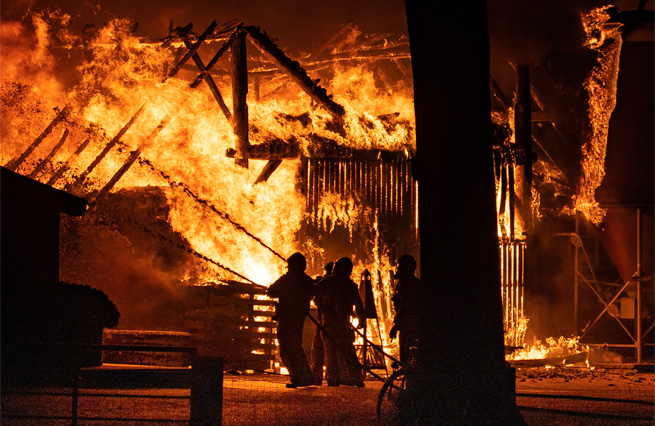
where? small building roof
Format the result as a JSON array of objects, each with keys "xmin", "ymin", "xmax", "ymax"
[{"xmin": 1, "ymin": 166, "xmax": 88, "ymax": 216}]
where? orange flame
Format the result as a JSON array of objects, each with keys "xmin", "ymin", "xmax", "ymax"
[
  {"xmin": 1, "ymin": 13, "xmax": 416, "ymax": 296},
  {"xmin": 574, "ymin": 6, "xmax": 623, "ymax": 226}
]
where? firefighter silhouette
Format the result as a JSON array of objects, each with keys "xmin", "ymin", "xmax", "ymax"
[
  {"xmin": 314, "ymin": 257, "xmax": 366, "ymax": 387},
  {"xmin": 268, "ymin": 252, "xmax": 315, "ymax": 388}
]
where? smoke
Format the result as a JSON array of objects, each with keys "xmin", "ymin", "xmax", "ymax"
[
  {"xmin": 60, "ymin": 213, "xmax": 191, "ymax": 330},
  {"xmin": 488, "ymin": 0, "xmax": 609, "ymax": 63}
]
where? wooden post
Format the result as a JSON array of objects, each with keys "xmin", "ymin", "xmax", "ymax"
[
  {"xmin": 190, "ymin": 356, "xmax": 224, "ymax": 426},
  {"xmin": 514, "ymin": 64, "xmax": 533, "ymax": 234},
  {"xmin": 232, "ymin": 29, "xmax": 249, "ymax": 168}
]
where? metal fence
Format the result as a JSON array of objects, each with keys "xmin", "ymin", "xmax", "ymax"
[{"xmin": 1, "ymin": 343, "xmax": 223, "ymax": 426}]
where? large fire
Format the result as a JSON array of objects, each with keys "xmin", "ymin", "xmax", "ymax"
[
  {"xmin": 2, "ymin": 6, "xmax": 615, "ymax": 365},
  {"xmin": 1, "ymin": 12, "xmax": 414, "ymax": 289}
]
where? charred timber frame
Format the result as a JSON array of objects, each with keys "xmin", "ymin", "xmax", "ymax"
[
  {"xmin": 71, "ymin": 104, "xmax": 146, "ymax": 189},
  {"xmin": 244, "ymin": 26, "xmax": 345, "ymax": 121},
  {"xmin": 28, "ymin": 129, "xmax": 69, "ymax": 180},
  {"xmin": 47, "ymin": 138, "xmax": 92, "ymax": 186},
  {"xmin": 232, "ymin": 28, "xmax": 250, "ymax": 168},
  {"xmin": 6, "ymin": 106, "xmax": 70, "ymax": 172},
  {"xmin": 165, "ymin": 21, "xmax": 218, "ymax": 81},
  {"xmin": 186, "ymin": 23, "xmax": 243, "ymax": 122}
]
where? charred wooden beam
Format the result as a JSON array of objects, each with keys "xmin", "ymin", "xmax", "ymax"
[
  {"xmin": 515, "ymin": 65, "xmax": 532, "ymax": 185},
  {"xmin": 189, "ymin": 23, "xmax": 243, "ymax": 89},
  {"xmin": 92, "ymin": 114, "xmax": 171, "ymax": 204},
  {"xmin": 73, "ymin": 104, "xmax": 145, "ymax": 188},
  {"xmin": 232, "ymin": 28, "xmax": 249, "ymax": 168},
  {"xmin": 28, "ymin": 128, "xmax": 69, "ymax": 179},
  {"xmin": 254, "ymin": 159, "xmax": 282, "ymax": 185},
  {"xmin": 47, "ymin": 138, "xmax": 92, "ymax": 186},
  {"xmin": 244, "ymin": 26, "xmax": 345, "ymax": 120},
  {"xmin": 225, "ymin": 137, "xmax": 300, "ymax": 160},
  {"xmin": 6, "ymin": 106, "xmax": 70, "ymax": 172},
  {"xmin": 161, "ymin": 23, "xmax": 194, "ymax": 48},
  {"xmin": 515, "ymin": 64, "xmax": 533, "ymax": 234},
  {"xmin": 165, "ymin": 21, "xmax": 217, "ymax": 81},
  {"xmin": 184, "ymin": 37, "xmax": 233, "ymax": 122}
]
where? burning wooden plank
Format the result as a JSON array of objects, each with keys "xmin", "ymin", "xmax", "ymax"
[
  {"xmin": 47, "ymin": 138, "xmax": 92, "ymax": 186},
  {"xmin": 5, "ymin": 106, "xmax": 70, "ymax": 172},
  {"xmin": 28, "ymin": 128, "xmax": 69, "ymax": 179},
  {"xmin": 184, "ymin": 24, "xmax": 239, "ymax": 122},
  {"xmin": 72, "ymin": 104, "xmax": 145, "ymax": 189},
  {"xmin": 244, "ymin": 25, "xmax": 345, "ymax": 120},
  {"xmin": 254, "ymin": 160, "xmax": 282, "ymax": 185},
  {"xmin": 92, "ymin": 114, "xmax": 172, "ymax": 204},
  {"xmin": 165, "ymin": 21, "xmax": 217, "ymax": 81}
]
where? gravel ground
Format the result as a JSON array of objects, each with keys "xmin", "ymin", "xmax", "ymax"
[{"xmin": 2, "ymin": 366, "xmax": 653, "ymax": 425}]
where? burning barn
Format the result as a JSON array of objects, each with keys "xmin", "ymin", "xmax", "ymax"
[{"xmin": 0, "ymin": 1, "xmax": 652, "ymax": 373}]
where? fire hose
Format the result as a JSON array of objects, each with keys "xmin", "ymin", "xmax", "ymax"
[{"xmin": 305, "ymin": 312, "xmax": 399, "ymax": 383}]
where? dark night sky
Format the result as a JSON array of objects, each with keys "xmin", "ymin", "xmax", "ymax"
[
  {"xmin": 3, "ymin": 0, "xmax": 637, "ymax": 57},
  {"xmin": 1, "ymin": 0, "xmax": 409, "ymax": 54}
]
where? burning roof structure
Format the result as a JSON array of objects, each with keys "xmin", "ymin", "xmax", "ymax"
[
  {"xmin": 1, "ymin": 1, "xmax": 652, "ymax": 365},
  {"xmin": 1, "ymin": 14, "xmax": 417, "ymax": 363}
]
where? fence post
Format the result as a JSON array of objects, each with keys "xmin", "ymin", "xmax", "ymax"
[{"xmin": 190, "ymin": 356, "xmax": 224, "ymax": 426}]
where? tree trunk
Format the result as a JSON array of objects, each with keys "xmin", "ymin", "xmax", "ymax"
[{"xmin": 404, "ymin": 1, "xmax": 526, "ymax": 424}]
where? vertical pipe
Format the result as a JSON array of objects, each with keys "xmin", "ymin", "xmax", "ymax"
[
  {"xmin": 636, "ymin": 208, "xmax": 643, "ymax": 363},
  {"xmin": 574, "ymin": 212, "xmax": 580, "ymax": 335},
  {"xmin": 306, "ymin": 158, "xmax": 312, "ymax": 211},
  {"xmin": 508, "ymin": 163, "xmax": 515, "ymax": 241}
]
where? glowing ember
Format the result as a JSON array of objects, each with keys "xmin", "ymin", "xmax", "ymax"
[{"xmin": 507, "ymin": 336, "xmax": 589, "ymax": 362}]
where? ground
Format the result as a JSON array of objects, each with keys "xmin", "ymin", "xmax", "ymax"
[{"xmin": 1, "ymin": 365, "xmax": 653, "ymax": 425}]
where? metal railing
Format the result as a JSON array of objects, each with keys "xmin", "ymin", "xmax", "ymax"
[{"xmin": 1, "ymin": 342, "xmax": 224, "ymax": 426}]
